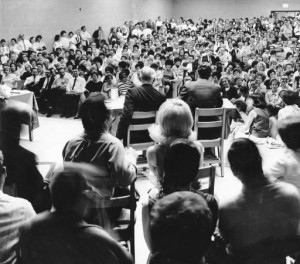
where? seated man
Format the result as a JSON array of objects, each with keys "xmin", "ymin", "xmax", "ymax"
[
  {"xmin": 179, "ymin": 64, "xmax": 223, "ymax": 140},
  {"xmin": 19, "ymin": 163, "xmax": 133, "ymax": 264},
  {"xmin": 24, "ymin": 67, "xmax": 43, "ymax": 96},
  {"xmin": 61, "ymin": 67, "xmax": 86, "ymax": 118},
  {"xmin": 148, "ymin": 191, "xmax": 214, "ymax": 264},
  {"xmin": 219, "ymin": 138, "xmax": 300, "ymax": 263},
  {"xmin": 116, "ymin": 66, "xmax": 166, "ymax": 146},
  {"xmin": 0, "ymin": 151, "xmax": 36, "ymax": 264}
]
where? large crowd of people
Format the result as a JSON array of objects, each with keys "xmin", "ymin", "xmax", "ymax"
[{"xmin": 1, "ymin": 13, "xmax": 300, "ymax": 264}]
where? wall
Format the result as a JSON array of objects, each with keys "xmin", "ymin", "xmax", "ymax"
[
  {"xmin": 0, "ymin": 0, "xmax": 174, "ymax": 50},
  {"xmin": 173, "ymin": 0, "xmax": 300, "ymax": 20}
]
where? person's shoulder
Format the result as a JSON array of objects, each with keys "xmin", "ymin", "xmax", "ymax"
[
  {"xmin": 2, "ymin": 193, "xmax": 34, "ymax": 210},
  {"xmin": 271, "ymin": 180, "xmax": 300, "ymax": 199}
]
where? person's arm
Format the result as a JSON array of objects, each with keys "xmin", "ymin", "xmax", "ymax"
[
  {"xmin": 108, "ymin": 139, "xmax": 136, "ymax": 188},
  {"xmin": 142, "ymin": 202, "xmax": 155, "ymax": 252},
  {"xmin": 265, "ymin": 92, "xmax": 270, "ymax": 105},
  {"xmin": 240, "ymin": 109, "xmax": 257, "ymax": 134}
]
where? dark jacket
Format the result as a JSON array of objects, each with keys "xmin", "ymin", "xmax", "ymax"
[
  {"xmin": 179, "ymin": 78, "xmax": 223, "ymax": 140},
  {"xmin": 116, "ymin": 84, "xmax": 166, "ymax": 145}
]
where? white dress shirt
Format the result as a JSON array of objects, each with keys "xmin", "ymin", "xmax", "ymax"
[
  {"xmin": 66, "ymin": 76, "xmax": 86, "ymax": 93},
  {"xmin": 18, "ymin": 39, "xmax": 31, "ymax": 51}
]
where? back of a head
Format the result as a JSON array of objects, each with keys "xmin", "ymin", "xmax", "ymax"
[
  {"xmin": 140, "ymin": 66, "xmax": 155, "ymax": 84},
  {"xmin": 281, "ymin": 90, "xmax": 298, "ymax": 106},
  {"xmin": 197, "ymin": 64, "xmax": 211, "ymax": 80},
  {"xmin": 79, "ymin": 94, "xmax": 110, "ymax": 134},
  {"xmin": 163, "ymin": 139, "xmax": 201, "ymax": 193},
  {"xmin": 157, "ymin": 99, "xmax": 193, "ymax": 139},
  {"xmin": 278, "ymin": 116, "xmax": 300, "ymax": 150},
  {"xmin": 227, "ymin": 138, "xmax": 264, "ymax": 183},
  {"xmin": 50, "ymin": 163, "xmax": 99, "ymax": 213},
  {"xmin": 250, "ymin": 93, "xmax": 267, "ymax": 109},
  {"xmin": 150, "ymin": 191, "xmax": 213, "ymax": 263}
]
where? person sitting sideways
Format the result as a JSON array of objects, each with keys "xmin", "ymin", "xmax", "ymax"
[{"xmin": 219, "ymin": 138, "xmax": 300, "ymax": 264}]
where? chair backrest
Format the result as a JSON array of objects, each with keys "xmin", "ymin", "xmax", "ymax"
[
  {"xmin": 194, "ymin": 107, "xmax": 226, "ymax": 148},
  {"xmin": 93, "ymin": 179, "xmax": 137, "ymax": 229},
  {"xmin": 194, "ymin": 165, "xmax": 216, "ymax": 195},
  {"xmin": 127, "ymin": 111, "xmax": 156, "ymax": 151}
]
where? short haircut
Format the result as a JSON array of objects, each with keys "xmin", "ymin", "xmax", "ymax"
[
  {"xmin": 140, "ymin": 66, "xmax": 155, "ymax": 83},
  {"xmin": 50, "ymin": 163, "xmax": 99, "ymax": 212},
  {"xmin": 163, "ymin": 139, "xmax": 201, "ymax": 194},
  {"xmin": 79, "ymin": 94, "xmax": 110, "ymax": 133},
  {"xmin": 250, "ymin": 93, "xmax": 267, "ymax": 109},
  {"xmin": 267, "ymin": 68, "xmax": 276, "ymax": 78},
  {"xmin": 281, "ymin": 90, "xmax": 298, "ymax": 105},
  {"xmin": 150, "ymin": 191, "xmax": 213, "ymax": 263},
  {"xmin": 278, "ymin": 116, "xmax": 300, "ymax": 150},
  {"xmin": 233, "ymin": 100, "xmax": 247, "ymax": 113},
  {"xmin": 212, "ymin": 71, "xmax": 222, "ymax": 80},
  {"xmin": 197, "ymin": 65, "xmax": 211, "ymax": 79}
]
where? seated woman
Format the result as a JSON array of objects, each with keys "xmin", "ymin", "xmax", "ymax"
[
  {"xmin": 1, "ymin": 64, "xmax": 20, "ymax": 89},
  {"xmin": 266, "ymin": 104, "xmax": 280, "ymax": 139},
  {"xmin": 62, "ymin": 94, "xmax": 137, "ymax": 197},
  {"xmin": 143, "ymin": 139, "xmax": 218, "ymax": 259},
  {"xmin": 85, "ymin": 71, "xmax": 103, "ymax": 96},
  {"xmin": 147, "ymin": 98, "xmax": 203, "ymax": 190},
  {"xmin": 219, "ymin": 138, "xmax": 300, "ymax": 264},
  {"xmin": 238, "ymin": 93, "xmax": 270, "ymax": 138}
]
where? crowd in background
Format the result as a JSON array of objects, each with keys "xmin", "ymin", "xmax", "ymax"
[{"xmin": 1, "ymin": 13, "xmax": 300, "ymax": 264}]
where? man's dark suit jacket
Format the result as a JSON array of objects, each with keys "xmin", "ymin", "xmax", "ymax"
[
  {"xmin": 116, "ymin": 83, "xmax": 166, "ymax": 146},
  {"xmin": 179, "ymin": 78, "xmax": 223, "ymax": 139}
]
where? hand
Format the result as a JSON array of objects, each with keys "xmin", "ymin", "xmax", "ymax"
[{"xmin": 125, "ymin": 147, "xmax": 138, "ymax": 164}]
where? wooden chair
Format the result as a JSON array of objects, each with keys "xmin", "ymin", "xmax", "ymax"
[
  {"xmin": 93, "ymin": 179, "xmax": 137, "ymax": 259},
  {"xmin": 194, "ymin": 108, "xmax": 226, "ymax": 177},
  {"xmin": 127, "ymin": 111, "xmax": 156, "ymax": 168},
  {"xmin": 193, "ymin": 165, "xmax": 216, "ymax": 195}
]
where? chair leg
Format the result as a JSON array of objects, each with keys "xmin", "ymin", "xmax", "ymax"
[
  {"xmin": 220, "ymin": 146, "xmax": 224, "ymax": 177},
  {"xmin": 28, "ymin": 123, "xmax": 33, "ymax": 141}
]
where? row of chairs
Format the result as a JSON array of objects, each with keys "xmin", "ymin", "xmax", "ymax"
[{"xmin": 127, "ymin": 107, "xmax": 227, "ymax": 177}]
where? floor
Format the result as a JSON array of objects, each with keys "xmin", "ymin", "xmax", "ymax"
[{"xmin": 19, "ymin": 115, "xmax": 283, "ymax": 264}]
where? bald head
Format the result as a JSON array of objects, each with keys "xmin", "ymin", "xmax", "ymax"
[{"xmin": 140, "ymin": 66, "xmax": 155, "ymax": 84}]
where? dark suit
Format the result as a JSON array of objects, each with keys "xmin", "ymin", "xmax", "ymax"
[
  {"xmin": 39, "ymin": 75, "xmax": 55, "ymax": 112},
  {"xmin": 116, "ymin": 84, "xmax": 166, "ymax": 146},
  {"xmin": 179, "ymin": 78, "xmax": 223, "ymax": 140}
]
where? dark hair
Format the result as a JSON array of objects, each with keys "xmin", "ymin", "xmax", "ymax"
[
  {"xmin": 281, "ymin": 90, "xmax": 298, "ymax": 105},
  {"xmin": 270, "ymin": 78, "xmax": 280, "ymax": 86},
  {"xmin": 212, "ymin": 71, "xmax": 222, "ymax": 80},
  {"xmin": 234, "ymin": 100, "xmax": 247, "ymax": 113},
  {"xmin": 267, "ymin": 68, "xmax": 276, "ymax": 78},
  {"xmin": 54, "ymin": 34, "xmax": 60, "ymax": 42},
  {"xmin": 79, "ymin": 94, "xmax": 110, "ymax": 134},
  {"xmin": 266, "ymin": 104, "xmax": 279, "ymax": 117},
  {"xmin": 197, "ymin": 65, "xmax": 211, "ymax": 79},
  {"xmin": 278, "ymin": 116, "xmax": 300, "ymax": 150},
  {"xmin": 150, "ymin": 191, "xmax": 213, "ymax": 263},
  {"xmin": 228, "ymin": 138, "xmax": 264, "ymax": 182},
  {"xmin": 250, "ymin": 93, "xmax": 267, "ymax": 109},
  {"xmin": 165, "ymin": 59, "xmax": 173, "ymax": 67},
  {"xmin": 105, "ymin": 66, "xmax": 114, "ymax": 74},
  {"xmin": 163, "ymin": 139, "xmax": 201, "ymax": 194}
]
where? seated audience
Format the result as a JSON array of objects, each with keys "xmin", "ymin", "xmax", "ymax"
[
  {"xmin": 19, "ymin": 163, "xmax": 133, "ymax": 264},
  {"xmin": 147, "ymin": 191, "xmax": 214, "ymax": 264},
  {"xmin": 219, "ymin": 138, "xmax": 300, "ymax": 263},
  {"xmin": 0, "ymin": 150, "xmax": 36, "ymax": 264},
  {"xmin": 63, "ymin": 94, "xmax": 137, "ymax": 196},
  {"xmin": 116, "ymin": 66, "xmax": 166, "ymax": 146}
]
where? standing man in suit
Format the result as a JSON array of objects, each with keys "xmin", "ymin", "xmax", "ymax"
[
  {"xmin": 179, "ymin": 64, "xmax": 223, "ymax": 140},
  {"xmin": 117, "ymin": 66, "xmax": 166, "ymax": 146}
]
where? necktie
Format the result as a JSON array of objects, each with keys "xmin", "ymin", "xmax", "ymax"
[
  {"xmin": 23, "ymin": 40, "xmax": 26, "ymax": 51},
  {"xmin": 45, "ymin": 78, "xmax": 49, "ymax": 89},
  {"xmin": 72, "ymin": 77, "xmax": 77, "ymax": 90}
]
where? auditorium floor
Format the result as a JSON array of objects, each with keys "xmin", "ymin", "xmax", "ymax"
[{"xmin": 20, "ymin": 116, "xmax": 243, "ymax": 264}]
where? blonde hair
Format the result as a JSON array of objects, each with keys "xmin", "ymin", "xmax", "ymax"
[{"xmin": 149, "ymin": 99, "xmax": 195, "ymax": 144}]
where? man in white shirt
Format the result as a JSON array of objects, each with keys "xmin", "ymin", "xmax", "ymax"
[
  {"xmin": 24, "ymin": 67, "xmax": 42, "ymax": 95},
  {"xmin": 61, "ymin": 67, "xmax": 86, "ymax": 118},
  {"xmin": 0, "ymin": 151, "xmax": 36, "ymax": 264},
  {"xmin": 79, "ymin": 26, "xmax": 91, "ymax": 50},
  {"xmin": 17, "ymin": 33, "xmax": 31, "ymax": 52}
]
